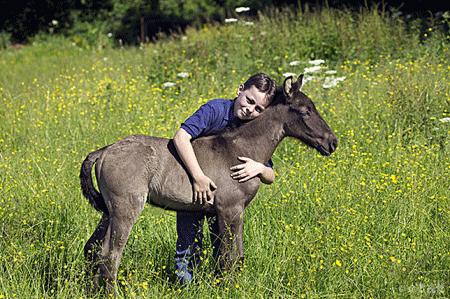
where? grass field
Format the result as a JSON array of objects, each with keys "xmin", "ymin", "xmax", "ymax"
[{"xmin": 0, "ymin": 6, "xmax": 449, "ymax": 298}]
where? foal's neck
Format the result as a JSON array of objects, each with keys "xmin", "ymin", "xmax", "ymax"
[{"xmin": 226, "ymin": 105, "xmax": 285, "ymax": 165}]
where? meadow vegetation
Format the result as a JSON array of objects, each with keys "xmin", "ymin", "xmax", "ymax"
[{"xmin": 0, "ymin": 6, "xmax": 449, "ymax": 298}]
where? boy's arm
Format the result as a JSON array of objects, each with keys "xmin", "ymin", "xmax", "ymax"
[
  {"xmin": 230, "ymin": 157, "xmax": 275, "ymax": 185},
  {"xmin": 173, "ymin": 128, "xmax": 217, "ymax": 204}
]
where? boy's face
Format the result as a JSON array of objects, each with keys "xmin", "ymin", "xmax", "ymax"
[{"xmin": 234, "ymin": 85, "xmax": 269, "ymax": 121}]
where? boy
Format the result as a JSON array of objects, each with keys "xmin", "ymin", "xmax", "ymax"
[{"xmin": 173, "ymin": 73, "xmax": 277, "ymax": 284}]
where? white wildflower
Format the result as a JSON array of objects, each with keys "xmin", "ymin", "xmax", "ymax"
[
  {"xmin": 283, "ymin": 72, "xmax": 297, "ymax": 77},
  {"xmin": 304, "ymin": 76, "xmax": 317, "ymax": 82},
  {"xmin": 289, "ymin": 61, "xmax": 301, "ymax": 66},
  {"xmin": 323, "ymin": 76, "xmax": 346, "ymax": 89},
  {"xmin": 244, "ymin": 22, "xmax": 254, "ymax": 26},
  {"xmin": 309, "ymin": 59, "xmax": 325, "ymax": 65},
  {"xmin": 304, "ymin": 65, "xmax": 322, "ymax": 73},
  {"xmin": 51, "ymin": 20, "xmax": 59, "ymax": 26},
  {"xmin": 439, "ymin": 117, "xmax": 450, "ymax": 123},
  {"xmin": 260, "ymin": 31, "xmax": 267, "ymax": 36},
  {"xmin": 108, "ymin": 33, "xmax": 113, "ymax": 38},
  {"xmin": 325, "ymin": 70, "xmax": 337, "ymax": 75},
  {"xmin": 225, "ymin": 18, "xmax": 238, "ymax": 23},
  {"xmin": 323, "ymin": 80, "xmax": 336, "ymax": 89},
  {"xmin": 235, "ymin": 7, "xmax": 250, "ymax": 13},
  {"xmin": 163, "ymin": 82, "xmax": 176, "ymax": 87},
  {"xmin": 177, "ymin": 72, "xmax": 190, "ymax": 78}
]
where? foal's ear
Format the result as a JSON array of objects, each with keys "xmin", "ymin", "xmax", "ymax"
[
  {"xmin": 283, "ymin": 76, "xmax": 293, "ymax": 97},
  {"xmin": 283, "ymin": 74, "xmax": 304, "ymax": 98},
  {"xmin": 296, "ymin": 74, "xmax": 304, "ymax": 91}
]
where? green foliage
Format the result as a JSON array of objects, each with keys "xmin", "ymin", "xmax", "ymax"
[
  {"xmin": 1, "ymin": 0, "xmax": 282, "ymax": 45},
  {"xmin": 0, "ymin": 31, "xmax": 12, "ymax": 49},
  {"xmin": 0, "ymin": 6, "xmax": 449, "ymax": 298}
]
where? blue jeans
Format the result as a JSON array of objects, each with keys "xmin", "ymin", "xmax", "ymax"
[{"xmin": 174, "ymin": 211, "xmax": 221, "ymax": 284}]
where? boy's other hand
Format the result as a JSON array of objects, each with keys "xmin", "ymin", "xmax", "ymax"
[
  {"xmin": 193, "ymin": 174, "xmax": 217, "ymax": 204},
  {"xmin": 230, "ymin": 157, "xmax": 265, "ymax": 183}
]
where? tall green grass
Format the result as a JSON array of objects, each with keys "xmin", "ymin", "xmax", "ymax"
[{"xmin": 0, "ymin": 6, "xmax": 449, "ymax": 298}]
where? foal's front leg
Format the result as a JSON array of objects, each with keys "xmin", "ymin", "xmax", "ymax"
[{"xmin": 216, "ymin": 206, "xmax": 245, "ymax": 273}]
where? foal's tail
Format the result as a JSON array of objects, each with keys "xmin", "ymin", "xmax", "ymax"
[{"xmin": 80, "ymin": 146, "xmax": 110, "ymax": 215}]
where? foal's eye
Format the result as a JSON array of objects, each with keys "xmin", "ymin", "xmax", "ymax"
[{"xmin": 299, "ymin": 110, "xmax": 309, "ymax": 116}]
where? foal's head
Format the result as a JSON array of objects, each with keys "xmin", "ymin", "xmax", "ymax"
[{"xmin": 281, "ymin": 75, "xmax": 338, "ymax": 156}]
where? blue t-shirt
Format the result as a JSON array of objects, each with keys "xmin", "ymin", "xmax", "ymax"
[
  {"xmin": 181, "ymin": 98, "xmax": 273, "ymax": 167},
  {"xmin": 181, "ymin": 98, "xmax": 236, "ymax": 138}
]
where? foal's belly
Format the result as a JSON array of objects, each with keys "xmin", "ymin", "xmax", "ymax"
[
  {"xmin": 147, "ymin": 160, "xmax": 216, "ymax": 212},
  {"xmin": 148, "ymin": 191, "xmax": 215, "ymax": 212}
]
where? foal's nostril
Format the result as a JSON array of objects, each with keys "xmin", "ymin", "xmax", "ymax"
[
  {"xmin": 331, "ymin": 139, "xmax": 338, "ymax": 152},
  {"xmin": 328, "ymin": 137, "xmax": 338, "ymax": 153}
]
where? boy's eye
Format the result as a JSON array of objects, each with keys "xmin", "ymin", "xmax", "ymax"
[{"xmin": 245, "ymin": 96, "xmax": 264, "ymax": 113}]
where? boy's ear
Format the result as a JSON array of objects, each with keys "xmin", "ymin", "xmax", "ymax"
[{"xmin": 236, "ymin": 84, "xmax": 244, "ymax": 96}]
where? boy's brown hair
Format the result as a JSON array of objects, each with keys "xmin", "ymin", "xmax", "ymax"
[{"xmin": 242, "ymin": 73, "xmax": 277, "ymax": 105}]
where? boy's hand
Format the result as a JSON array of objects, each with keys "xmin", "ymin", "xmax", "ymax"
[
  {"xmin": 230, "ymin": 157, "xmax": 266, "ymax": 183},
  {"xmin": 193, "ymin": 174, "xmax": 217, "ymax": 204}
]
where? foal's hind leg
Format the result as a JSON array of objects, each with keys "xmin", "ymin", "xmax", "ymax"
[
  {"xmin": 84, "ymin": 213, "xmax": 110, "ymax": 293},
  {"xmin": 100, "ymin": 194, "xmax": 146, "ymax": 296}
]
